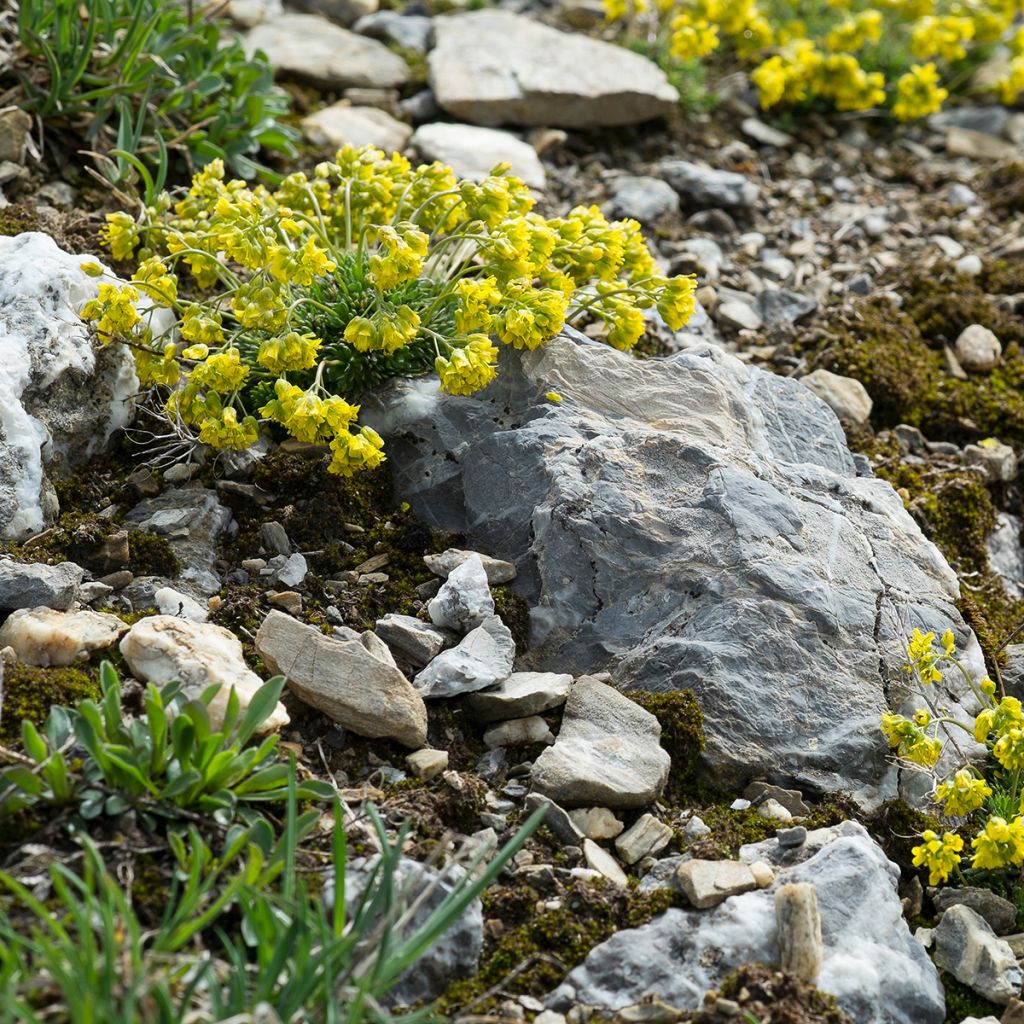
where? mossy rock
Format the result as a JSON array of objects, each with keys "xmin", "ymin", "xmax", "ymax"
[
  {"xmin": 0, "ymin": 664, "xmax": 99, "ymax": 744},
  {"xmin": 711, "ymin": 962, "xmax": 853, "ymax": 1023},
  {"xmin": 128, "ymin": 530, "xmax": 181, "ymax": 578}
]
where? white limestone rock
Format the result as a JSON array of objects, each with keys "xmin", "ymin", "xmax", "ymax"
[
  {"xmin": 0, "ymin": 607, "xmax": 128, "ymax": 666},
  {"xmin": 120, "ymin": 615, "xmax": 289, "ymax": 733},
  {"xmin": 411, "ymin": 123, "xmax": 546, "ymax": 190}
]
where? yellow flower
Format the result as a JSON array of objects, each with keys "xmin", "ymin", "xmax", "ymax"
[
  {"xmin": 670, "ymin": 15, "xmax": 720, "ymax": 59},
  {"xmin": 80, "ymin": 283, "xmax": 141, "ymax": 342},
  {"xmin": 135, "ymin": 342, "xmax": 180, "ymax": 388},
  {"xmin": 435, "ymin": 336, "xmax": 500, "ymax": 396},
  {"xmin": 102, "ymin": 211, "xmax": 140, "ymax": 262},
  {"xmin": 910, "ymin": 15, "xmax": 975, "ymax": 61},
  {"xmin": 257, "ymin": 331, "xmax": 323, "ymax": 373},
  {"xmin": 329, "ymin": 426, "xmax": 386, "ymax": 476},
  {"xmin": 892, "ymin": 63, "xmax": 949, "ymax": 120},
  {"xmin": 971, "ymin": 816, "xmax": 1024, "ymax": 871},
  {"xmin": 934, "ymin": 768, "xmax": 991, "ymax": 817},
  {"xmin": 995, "ymin": 55, "xmax": 1024, "ymax": 105},
  {"xmin": 912, "ymin": 830, "xmax": 962, "ymax": 884},
  {"xmin": 190, "ymin": 349, "xmax": 249, "ymax": 393},
  {"xmin": 198, "ymin": 406, "xmax": 260, "ymax": 450},
  {"xmin": 454, "ymin": 276, "xmax": 502, "ymax": 333},
  {"xmin": 180, "ymin": 306, "xmax": 225, "ymax": 346},
  {"xmin": 657, "ymin": 274, "xmax": 698, "ymax": 331},
  {"xmin": 825, "ymin": 10, "xmax": 882, "ymax": 51},
  {"xmin": 994, "ymin": 727, "xmax": 1024, "ymax": 772},
  {"xmin": 370, "ymin": 224, "xmax": 428, "ymax": 290},
  {"xmin": 546, "ymin": 391, "xmax": 563, "ymax": 402}
]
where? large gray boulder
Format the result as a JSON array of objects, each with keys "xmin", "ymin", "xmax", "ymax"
[
  {"xmin": 428, "ymin": 10, "xmax": 678, "ymax": 128},
  {"xmin": 365, "ymin": 331, "xmax": 978, "ymax": 804},
  {"xmin": 547, "ymin": 823, "xmax": 944, "ymax": 1024},
  {"xmin": 0, "ymin": 233, "xmax": 141, "ymax": 539}
]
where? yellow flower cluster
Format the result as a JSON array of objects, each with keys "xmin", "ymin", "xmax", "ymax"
[
  {"xmin": 881, "ymin": 626, "xmax": 1024, "ymax": 886},
  {"xmin": 606, "ymin": 0, "xmax": 1022, "ymax": 118},
  {"xmin": 912, "ymin": 830, "xmax": 963, "ymax": 885},
  {"xmin": 86, "ymin": 146, "xmax": 696, "ymax": 474}
]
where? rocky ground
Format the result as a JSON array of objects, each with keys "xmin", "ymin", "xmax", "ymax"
[{"xmin": 4, "ymin": 0, "xmax": 1024, "ymax": 1022}]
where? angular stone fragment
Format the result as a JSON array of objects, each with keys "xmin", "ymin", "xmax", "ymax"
[
  {"xmin": 615, "ymin": 814, "xmax": 673, "ymax": 865},
  {"xmin": 584, "ymin": 838, "xmax": 627, "ymax": 886},
  {"xmin": 660, "ymin": 160, "xmax": 759, "ymax": 209},
  {"xmin": 465, "ymin": 671, "xmax": 572, "ymax": 722},
  {"xmin": 428, "ymin": 10, "xmax": 677, "ymax": 128},
  {"xmin": 302, "ymin": 104, "xmax": 412, "ymax": 154},
  {"xmin": 255, "ymin": 609, "xmax": 425, "ymax": 746},
  {"xmin": 411, "ymin": 123, "xmax": 546, "ymax": 190},
  {"xmin": 424, "ymin": 547, "xmax": 517, "ymax": 584},
  {"xmin": 0, "ymin": 560, "xmax": 84, "ymax": 611},
  {"xmin": 531, "ymin": 676, "xmax": 670, "ymax": 810},
  {"xmin": 121, "ymin": 615, "xmax": 289, "ymax": 733},
  {"xmin": 933, "ymin": 904, "xmax": 1024, "ymax": 1005},
  {"xmin": 483, "ymin": 715, "xmax": 554, "ymax": 748},
  {"xmin": 428, "ymin": 554, "xmax": 494, "ymax": 632},
  {"xmin": 0, "ymin": 607, "xmax": 128, "ymax": 666},
  {"xmin": 775, "ymin": 883, "xmax": 823, "ymax": 982},
  {"xmin": 676, "ymin": 859, "xmax": 758, "ymax": 909},
  {"xmin": 414, "ymin": 615, "xmax": 514, "ymax": 698},
  {"xmin": 375, "ymin": 613, "xmax": 449, "ymax": 666},
  {"xmin": 406, "ymin": 748, "xmax": 449, "ymax": 780},
  {"xmin": 570, "ymin": 806, "xmax": 625, "ymax": 840}
]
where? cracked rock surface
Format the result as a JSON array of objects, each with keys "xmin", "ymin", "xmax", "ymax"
[{"xmin": 369, "ymin": 329, "xmax": 979, "ymax": 804}]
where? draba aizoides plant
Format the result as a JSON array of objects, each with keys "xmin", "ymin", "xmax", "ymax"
[
  {"xmin": 605, "ymin": 0, "xmax": 1024, "ymax": 119},
  {"xmin": 880, "ymin": 627, "xmax": 1024, "ymax": 885},
  {"xmin": 80, "ymin": 144, "xmax": 698, "ymax": 475}
]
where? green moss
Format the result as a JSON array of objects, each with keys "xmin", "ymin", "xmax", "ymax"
[
  {"xmin": 493, "ymin": 586, "xmax": 531, "ymax": 652},
  {"xmin": 815, "ymin": 290, "xmax": 1024, "ymax": 445},
  {"xmin": 980, "ymin": 258, "xmax": 1024, "ymax": 296},
  {"xmin": 0, "ymin": 664, "xmax": 99, "ymax": 744},
  {"xmin": 942, "ymin": 973, "xmax": 999, "ymax": 1023},
  {"xmin": 128, "ymin": 530, "xmax": 181, "ymax": 578},
  {"xmin": 624, "ymin": 689, "xmax": 705, "ymax": 802},
  {"xmin": 0, "ymin": 203, "xmax": 40, "ymax": 237},
  {"xmin": 715, "ymin": 963, "xmax": 853, "ymax": 1023},
  {"xmin": 869, "ymin": 799, "xmax": 944, "ymax": 870},
  {"xmin": 440, "ymin": 881, "xmax": 677, "ymax": 1012}
]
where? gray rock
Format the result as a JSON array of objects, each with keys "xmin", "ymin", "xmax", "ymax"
[
  {"xmin": 987, "ymin": 513, "xmax": 1024, "ymax": 600},
  {"xmin": 531, "ymin": 676, "xmax": 670, "ymax": 809},
  {"xmin": 245, "ymin": 13, "xmax": 409, "ymax": 90},
  {"xmin": 800, "ymin": 369, "xmax": 873, "ymax": 428},
  {"xmin": 366, "ymin": 332, "xmax": 976, "ymax": 803},
  {"xmin": 608, "ymin": 176, "xmax": 680, "ymax": 224},
  {"xmin": 1003, "ymin": 643, "xmax": 1024, "ymax": 699},
  {"xmin": 414, "ymin": 615, "xmax": 514, "ymax": 698},
  {"xmin": 964, "ymin": 440, "xmax": 1017, "ymax": 484},
  {"xmin": 123, "ymin": 487, "xmax": 233, "ymax": 596},
  {"xmin": 275, "ymin": 552, "xmax": 308, "ymax": 589},
  {"xmin": 411, "ymin": 122, "xmax": 546, "ymax": 190},
  {"xmin": 930, "ymin": 105, "xmax": 1009, "ymax": 138},
  {"xmin": 483, "ymin": 715, "xmax": 554, "ymax": 748},
  {"xmin": 353, "ymin": 10, "xmax": 433, "ymax": 54},
  {"xmin": 676, "ymin": 858, "xmax": 761, "ymax": 908},
  {"xmin": 375, "ymin": 613, "xmax": 450, "ymax": 666},
  {"xmin": 329, "ymin": 857, "xmax": 482, "ymax": 1005},
  {"xmin": 756, "ymin": 288, "xmax": 818, "ymax": 326},
  {"xmin": 0, "ymin": 233, "xmax": 143, "ymax": 539},
  {"xmin": 0, "ymin": 559, "xmax": 84, "ymax": 611},
  {"xmin": 955, "ymin": 324, "xmax": 1002, "ymax": 373},
  {"xmin": 548, "ymin": 825, "xmax": 944, "ymax": 1024},
  {"xmin": 428, "ymin": 10, "xmax": 677, "ymax": 128},
  {"xmin": 286, "ymin": 0, "xmax": 377, "ymax": 27},
  {"xmin": 615, "ymin": 814, "xmax": 673, "ymax": 865},
  {"xmin": 933, "ymin": 904, "xmax": 1023, "ymax": 1005},
  {"xmin": 428, "ymin": 554, "xmax": 494, "ymax": 632},
  {"xmin": 302, "ymin": 104, "xmax": 412, "ymax": 154},
  {"xmin": 946, "ymin": 184, "xmax": 979, "ymax": 209},
  {"xmin": 225, "ymin": 0, "xmax": 283, "ymax": 27},
  {"xmin": 660, "ymin": 160, "xmax": 759, "ymax": 210},
  {"xmin": 684, "ymin": 815, "xmax": 711, "ymax": 840},
  {"xmin": 524, "ymin": 793, "xmax": 585, "ymax": 845},
  {"xmin": 424, "ymin": 548, "xmax": 517, "ymax": 584},
  {"xmin": 260, "ymin": 521, "xmax": 291, "ymax": 556},
  {"xmin": 464, "ymin": 671, "xmax": 572, "ymax": 722},
  {"xmin": 934, "ymin": 887, "xmax": 1018, "ymax": 936},
  {"xmin": 716, "ymin": 299, "xmax": 762, "ymax": 332},
  {"xmin": 256, "ymin": 609, "xmax": 427, "ymax": 747},
  {"xmin": 777, "ymin": 826, "xmax": 808, "ymax": 849}
]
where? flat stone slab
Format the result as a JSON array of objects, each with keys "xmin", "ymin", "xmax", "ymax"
[{"xmin": 428, "ymin": 10, "xmax": 677, "ymax": 128}]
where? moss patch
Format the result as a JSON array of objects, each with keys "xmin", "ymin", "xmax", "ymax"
[
  {"xmin": 942, "ymin": 972, "xmax": 999, "ymax": 1023},
  {"xmin": 441, "ymin": 879, "xmax": 677, "ymax": 1012},
  {"xmin": 698, "ymin": 963, "xmax": 853, "ymax": 1024},
  {"xmin": 625, "ymin": 689, "xmax": 705, "ymax": 802},
  {"xmin": 0, "ymin": 664, "xmax": 99, "ymax": 744}
]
